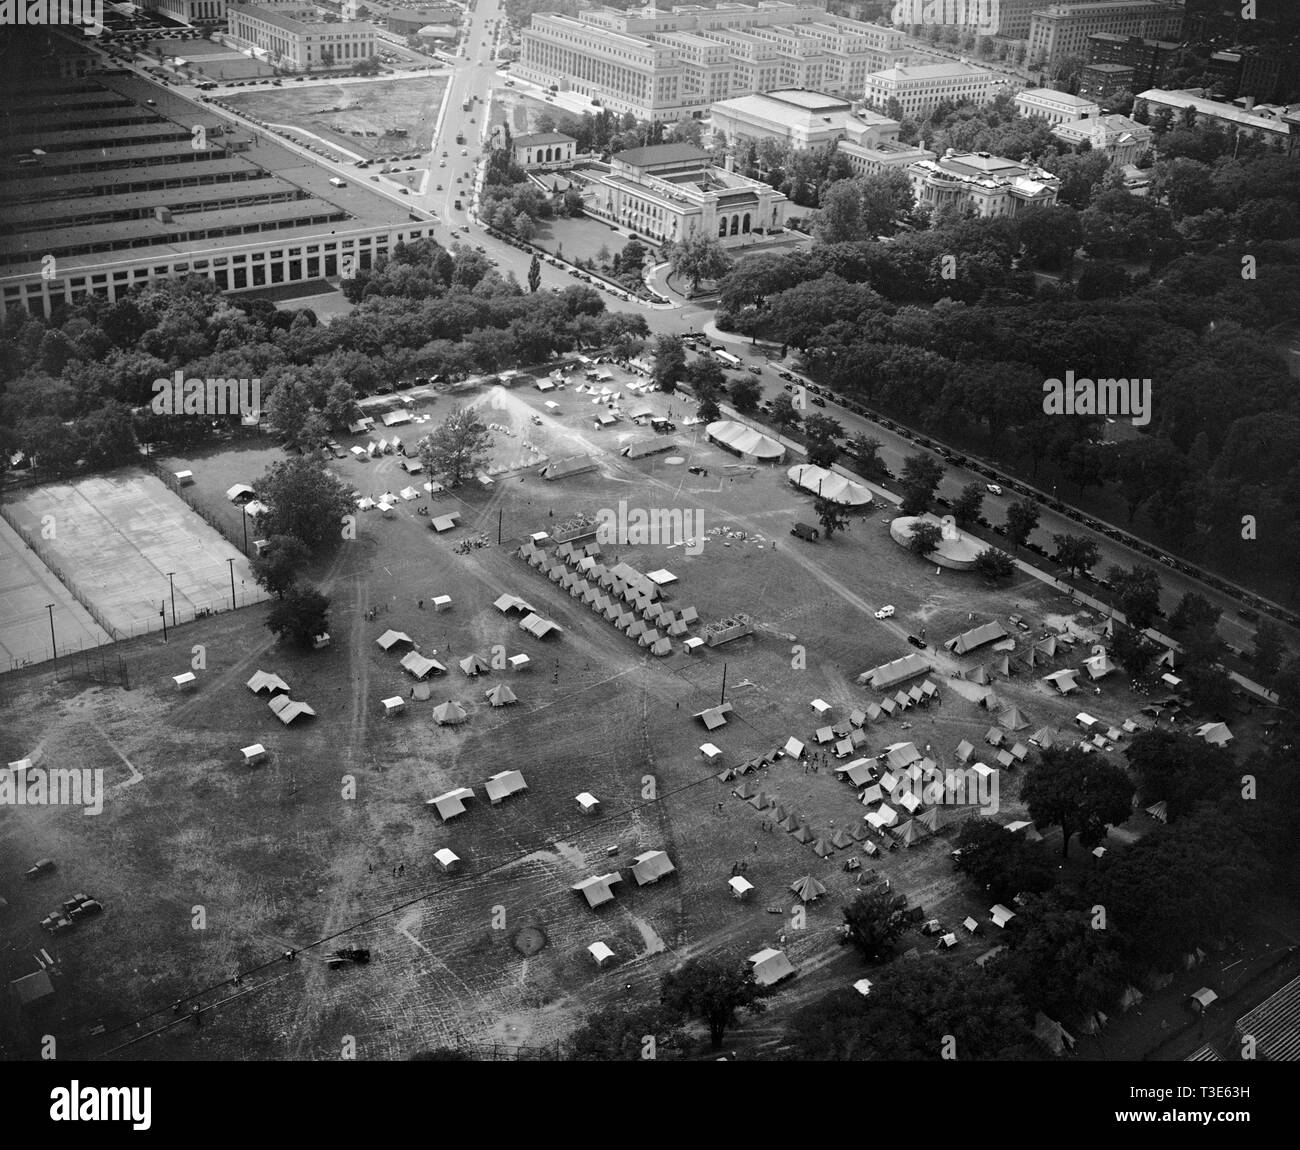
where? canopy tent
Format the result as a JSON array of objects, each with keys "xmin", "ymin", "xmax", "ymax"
[
  {"xmin": 748, "ymin": 947, "xmax": 797, "ymax": 988},
  {"xmin": 1084, "ymin": 652, "xmax": 1118, "ymax": 680},
  {"xmin": 945, "ymin": 620, "xmax": 1009, "ymax": 655},
  {"xmin": 707, "ymin": 420, "xmax": 784, "ymax": 462},
  {"xmin": 269, "ymin": 694, "xmax": 316, "ymax": 724},
  {"xmin": 1043, "ymin": 669, "xmax": 1080, "ymax": 694},
  {"xmin": 485, "ymin": 683, "xmax": 517, "ymax": 706},
  {"xmin": 630, "ymin": 850, "xmax": 675, "ymax": 886},
  {"xmin": 786, "ymin": 464, "xmax": 872, "ymax": 506},
  {"xmin": 246, "ymin": 670, "xmax": 289, "ymax": 695},
  {"xmin": 427, "ymin": 786, "xmax": 474, "ymax": 820},
  {"xmin": 857, "ymin": 653, "xmax": 930, "ymax": 689},
  {"xmin": 790, "ymin": 875, "xmax": 827, "ymax": 902},
  {"xmin": 400, "ymin": 651, "xmax": 445, "ymax": 680},
  {"xmin": 485, "ymin": 770, "xmax": 528, "ymax": 804},
  {"xmin": 573, "ymin": 873, "xmax": 622, "ymax": 908},
  {"xmin": 432, "ymin": 700, "xmax": 468, "ymax": 726},
  {"xmin": 1195, "ymin": 722, "xmax": 1233, "ymax": 746},
  {"xmin": 376, "ymin": 630, "xmax": 414, "ymax": 651}
]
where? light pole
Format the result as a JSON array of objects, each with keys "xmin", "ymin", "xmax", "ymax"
[
  {"xmin": 46, "ymin": 603, "xmax": 56, "ymax": 668},
  {"xmin": 227, "ymin": 557, "xmax": 237, "ymax": 610},
  {"xmin": 167, "ymin": 571, "xmax": 177, "ymax": 627}
]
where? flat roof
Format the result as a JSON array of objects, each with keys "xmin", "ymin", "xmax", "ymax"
[
  {"xmin": 3, "ymin": 121, "xmax": 192, "ymax": 154},
  {"xmin": 3, "ymin": 178, "xmax": 299, "ymax": 228},
  {"xmin": 0, "ymin": 158, "xmax": 254, "ymax": 204},
  {"xmin": 5, "ymin": 107, "xmax": 161, "ymax": 134},
  {"xmin": 5, "ymin": 140, "xmax": 228, "ymax": 171},
  {"xmin": 867, "ymin": 62, "xmax": 992, "ymax": 82},
  {"xmin": 613, "ymin": 142, "xmax": 710, "ymax": 166},
  {"xmin": 1018, "ymin": 89, "xmax": 1098, "ymax": 107}
]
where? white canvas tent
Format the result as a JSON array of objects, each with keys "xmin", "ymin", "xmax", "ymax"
[
  {"xmin": 246, "ymin": 670, "xmax": 289, "ymax": 695},
  {"xmin": 484, "ymin": 769, "xmax": 528, "ymax": 804},
  {"xmin": 268, "ymin": 695, "xmax": 316, "ymax": 724},
  {"xmin": 400, "ymin": 650, "xmax": 445, "ymax": 679},
  {"xmin": 630, "ymin": 850, "xmax": 675, "ymax": 886},
  {"xmin": 427, "ymin": 786, "xmax": 474, "ymax": 820},
  {"xmin": 376, "ymin": 630, "xmax": 414, "ymax": 651},
  {"xmin": 573, "ymin": 873, "xmax": 621, "ymax": 908},
  {"xmin": 748, "ymin": 947, "xmax": 796, "ymax": 987}
]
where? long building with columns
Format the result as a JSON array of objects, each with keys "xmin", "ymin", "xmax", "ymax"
[{"xmin": 517, "ymin": 3, "xmax": 911, "ymax": 123}]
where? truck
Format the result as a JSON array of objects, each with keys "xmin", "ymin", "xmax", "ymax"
[{"xmin": 791, "ymin": 522, "xmax": 819, "ymax": 543}]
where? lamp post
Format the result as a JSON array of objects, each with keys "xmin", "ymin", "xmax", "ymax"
[
  {"xmin": 227, "ymin": 557, "xmax": 237, "ymax": 610},
  {"xmin": 167, "ymin": 571, "xmax": 177, "ymax": 627}
]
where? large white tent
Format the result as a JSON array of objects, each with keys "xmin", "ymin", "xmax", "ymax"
[
  {"xmin": 748, "ymin": 947, "xmax": 797, "ymax": 987},
  {"xmin": 630, "ymin": 850, "xmax": 676, "ymax": 886},
  {"xmin": 706, "ymin": 420, "xmax": 783, "ymax": 462},
  {"xmin": 786, "ymin": 464, "xmax": 872, "ymax": 506}
]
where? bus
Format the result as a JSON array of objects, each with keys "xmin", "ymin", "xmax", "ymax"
[{"xmin": 714, "ymin": 350, "xmax": 741, "ymax": 369}]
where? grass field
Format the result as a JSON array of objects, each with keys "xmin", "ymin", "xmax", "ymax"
[
  {"xmin": 224, "ymin": 77, "xmax": 450, "ymax": 162},
  {"xmin": 0, "ymin": 375, "xmax": 1188, "ymax": 1060},
  {"xmin": 1, "ymin": 473, "xmax": 257, "ymax": 638}
]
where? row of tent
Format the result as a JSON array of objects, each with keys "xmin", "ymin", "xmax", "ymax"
[
  {"xmin": 572, "ymin": 851, "xmax": 676, "ymax": 907},
  {"xmin": 426, "ymin": 771, "xmax": 529, "ymax": 819},
  {"xmin": 245, "ymin": 669, "xmax": 315, "ymax": 725}
]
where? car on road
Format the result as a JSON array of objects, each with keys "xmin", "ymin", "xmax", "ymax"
[
  {"xmin": 461, "ymin": 147, "xmax": 469, "ymax": 155},
  {"xmin": 986, "ymin": 483, "xmax": 1003, "ymax": 495},
  {"xmin": 875, "ymin": 605, "xmax": 895, "ymax": 619},
  {"xmin": 811, "ymin": 396, "xmax": 826, "ymax": 407},
  {"xmin": 747, "ymin": 365, "xmax": 762, "ymax": 375},
  {"xmin": 906, "ymin": 635, "xmax": 927, "ymax": 649}
]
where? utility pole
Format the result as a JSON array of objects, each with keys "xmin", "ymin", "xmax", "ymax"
[
  {"xmin": 46, "ymin": 604, "xmax": 57, "ymax": 668},
  {"xmin": 497, "ymin": 506, "xmax": 503, "ymax": 545},
  {"xmin": 227, "ymin": 558, "xmax": 237, "ymax": 610},
  {"xmin": 242, "ymin": 509, "xmax": 249, "ymax": 555},
  {"xmin": 167, "ymin": 571, "xmax": 177, "ymax": 627},
  {"xmin": 719, "ymin": 661, "xmax": 727, "ymax": 706},
  {"xmin": 160, "ymin": 602, "xmax": 168, "ymax": 642}
]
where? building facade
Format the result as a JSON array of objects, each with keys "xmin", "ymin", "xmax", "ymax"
[
  {"xmin": 513, "ymin": 131, "xmax": 577, "ymax": 169},
  {"xmin": 1136, "ymin": 88, "xmax": 1294, "ymax": 149},
  {"xmin": 1014, "ymin": 87, "xmax": 1101, "ymax": 123},
  {"xmin": 1085, "ymin": 31, "xmax": 1181, "ymax": 91},
  {"xmin": 1078, "ymin": 62, "xmax": 1136, "ymax": 102},
  {"xmin": 228, "ymin": 4, "xmax": 376, "ymax": 71},
  {"xmin": 862, "ymin": 61, "xmax": 995, "ymax": 120},
  {"xmin": 586, "ymin": 142, "xmax": 788, "ymax": 245},
  {"xmin": 1051, "ymin": 112, "xmax": 1152, "ymax": 162},
  {"xmin": 1027, "ymin": 2, "xmax": 1186, "ymax": 73},
  {"xmin": 907, "ymin": 149, "xmax": 1060, "ymax": 218},
  {"xmin": 709, "ymin": 89, "xmax": 935, "ymax": 173},
  {"xmin": 516, "ymin": 3, "xmax": 911, "ymax": 123},
  {"xmin": 142, "ymin": 0, "xmax": 228, "ymax": 25}
]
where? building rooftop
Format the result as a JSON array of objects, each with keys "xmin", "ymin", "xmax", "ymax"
[
  {"xmin": 515, "ymin": 131, "xmax": 577, "ymax": 147},
  {"xmin": 1138, "ymin": 88, "xmax": 1294, "ymax": 133},
  {"xmin": 866, "ymin": 61, "xmax": 992, "ymax": 82},
  {"xmin": 1019, "ymin": 89, "xmax": 1101, "ymax": 107},
  {"xmin": 613, "ymin": 142, "xmax": 710, "ymax": 167}
]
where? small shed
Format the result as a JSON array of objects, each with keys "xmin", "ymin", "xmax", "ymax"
[
  {"xmin": 241, "ymin": 744, "xmax": 267, "ymax": 766},
  {"xmin": 381, "ymin": 696, "xmax": 405, "ymax": 718},
  {"xmin": 575, "ymin": 792, "xmax": 600, "ymax": 815},
  {"xmin": 434, "ymin": 848, "xmax": 461, "ymax": 873},
  {"xmin": 173, "ymin": 672, "xmax": 196, "ymax": 692},
  {"xmin": 588, "ymin": 941, "xmax": 615, "ymax": 968}
]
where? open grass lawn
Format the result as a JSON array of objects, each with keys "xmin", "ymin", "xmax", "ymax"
[{"xmin": 2, "ymin": 375, "xmax": 1212, "ymax": 1060}]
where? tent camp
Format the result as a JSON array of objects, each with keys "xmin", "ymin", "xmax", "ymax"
[
  {"xmin": 748, "ymin": 947, "xmax": 797, "ymax": 987},
  {"xmin": 519, "ymin": 613, "xmax": 562, "ymax": 639},
  {"xmin": 459, "ymin": 653, "xmax": 491, "ymax": 677},
  {"xmin": 1195, "ymin": 722, "xmax": 1233, "ymax": 746},
  {"xmin": 485, "ymin": 683, "xmax": 517, "ymax": 707},
  {"xmin": 857, "ymin": 653, "xmax": 930, "ymax": 690},
  {"xmin": 573, "ymin": 873, "xmax": 622, "ymax": 909},
  {"xmin": 631, "ymin": 850, "xmax": 676, "ymax": 886},
  {"xmin": 944, "ymin": 621, "xmax": 1009, "ymax": 655},
  {"xmin": 1084, "ymin": 652, "xmax": 1118, "ymax": 680},
  {"xmin": 484, "ymin": 770, "xmax": 528, "ymax": 804},
  {"xmin": 246, "ymin": 670, "xmax": 289, "ymax": 695},
  {"xmin": 376, "ymin": 630, "xmax": 414, "ymax": 651},
  {"xmin": 400, "ymin": 651, "xmax": 445, "ymax": 680},
  {"xmin": 1044, "ymin": 669, "xmax": 1080, "ymax": 694},
  {"xmin": 268, "ymin": 695, "xmax": 316, "ymax": 724},
  {"xmin": 432, "ymin": 700, "xmax": 468, "ymax": 726},
  {"xmin": 427, "ymin": 787, "xmax": 474, "ymax": 820},
  {"xmin": 706, "ymin": 420, "xmax": 783, "ymax": 462},
  {"xmin": 790, "ymin": 875, "xmax": 826, "ymax": 902},
  {"xmin": 786, "ymin": 464, "xmax": 872, "ymax": 506}
]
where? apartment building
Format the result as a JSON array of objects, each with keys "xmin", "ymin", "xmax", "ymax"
[
  {"xmin": 907, "ymin": 149, "xmax": 1060, "ymax": 218},
  {"xmin": 1028, "ymin": 2, "xmax": 1185, "ymax": 73},
  {"xmin": 516, "ymin": 3, "xmax": 911, "ymax": 122},
  {"xmin": 862, "ymin": 61, "xmax": 995, "ymax": 120},
  {"xmin": 1085, "ymin": 31, "xmax": 1181, "ymax": 90}
]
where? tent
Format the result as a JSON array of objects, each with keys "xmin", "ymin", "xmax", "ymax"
[
  {"xmin": 494, "ymin": 593, "xmax": 535, "ymax": 615},
  {"xmin": 1034, "ymin": 1012, "xmax": 1077, "ymax": 1056},
  {"xmin": 706, "ymin": 420, "xmax": 784, "ymax": 462},
  {"xmin": 519, "ymin": 613, "xmax": 562, "ymax": 639},
  {"xmin": 1146, "ymin": 800, "xmax": 1168, "ymax": 823},
  {"xmin": 630, "ymin": 850, "xmax": 675, "ymax": 886},
  {"xmin": 427, "ymin": 786, "xmax": 474, "ymax": 820},
  {"xmin": 246, "ymin": 670, "xmax": 289, "ymax": 695},
  {"xmin": 485, "ymin": 770, "xmax": 528, "ymax": 804},
  {"xmin": 857, "ymin": 653, "xmax": 930, "ymax": 689},
  {"xmin": 892, "ymin": 818, "xmax": 924, "ymax": 847},
  {"xmin": 786, "ymin": 464, "xmax": 872, "ymax": 506},
  {"xmin": 915, "ymin": 806, "xmax": 946, "ymax": 832},
  {"xmin": 748, "ymin": 947, "xmax": 797, "ymax": 987},
  {"xmin": 1035, "ymin": 636, "xmax": 1058, "ymax": 658},
  {"xmin": 813, "ymin": 837, "xmax": 835, "ymax": 858},
  {"xmin": 434, "ymin": 847, "xmax": 461, "ymax": 873},
  {"xmin": 955, "ymin": 739, "xmax": 974, "ymax": 763},
  {"xmin": 964, "ymin": 665, "xmax": 991, "ymax": 686},
  {"xmin": 783, "ymin": 737, "xmax": 805, "ymax": 759},
  {"xmin": 540, "ymin": 454, "xmax": 598, "ymax": 480},
  {"xmin": 998, "ymin": 706, "xmax": 1029, "ymax": 731},
  {"xmin": 376, "ymin": 630, "xmax": 414, "ymax": 651},
  {"xmin": 588, "ymin": 941, "xmax": 615, "ymax": 968},
  {"xmin": 241, "ymin": 744, "xmax": 267, "ymax": 766},
  {"xmin": 459, "ymin": 653, "xmax": 491, "ymax": 677},
  {"xmin": 381, "ymin": 696, "xmax": 405, "ymax": 718},
  {"xmin": 1195, "ymin": 722, "xmax": 1233, "ymax": 746},
  {"xmin": 1084, "ymin": 652, "xmax": 1117, "ymax": 680},
  {"xmin": 791, "ymin": 824, "xmax": 814, "ymax": 844},
  {"xmin": 695, "ymin": 703, "xmax": 734, "ymax": 730},
  {"xmin": 728, "ymin": 875, "xmax": 754, "ymax": 900},
  {"xmin": 992, "ymin": 654, "xmax": 1011, "ymax": 677},
  {"xmin": 990, "ymin": 903, "xmax": 1017, "ymax": 928},
  {"xmin": 1029, "ymin": 726, "xmax": 1057, "ymax": 749},
  {"xmin": 985, "ymin": 727, "xmax": 1005, "ymax": 746},
  {"xmin": 1044, "ymin": 669, "xmax": 1080, "ymax": 694},
  {"xmin": 945, "ymin": 621, "xmax": 1009, "ymax": 654},
  {"xmin": 836, "ymin": 758, "xmax": 874, "ymax": 787},
  {"xmin": 576, "ymin": 792, "xmax": 600, "ymax": 815},
  {"xmin": 485, "ymin": 683, "xmax": 517, "ymax": 706},
  {"xmin": 791, "ymin": 875, "xmax": 827, "ymax": 902},
  {"xmin": 883, "ymin": 742, "xmax": 921, "ymax": 770},
  {"xmin": 9, "ymin": 968, "xmax": 55, "ymax": 1009},
  {"xmin": 432, "ymin": 700, "xmax": 468, "ymax": 726},
  {"xmin": 400, "ymin": 651, "xmax": 445, "ymax": 680},
  {"xmin": 430, "ymin": 513, "xmax": 461, "ymax": 532},
  {"xmin": 225, "ymin": 483, "xmax": 255, "ymax": 503},
  {"xmin": 269, "ymin": 694, "xmax": 316, "ymax": 724},
  {"xmin": 573, "ymin": 873, "xmax": 622, "ymax": 908}
]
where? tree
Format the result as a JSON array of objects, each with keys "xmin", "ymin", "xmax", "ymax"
[
  {"xmin": 900, "ymin": 452, "xmax": 944, "ymax": 504},
  {"xmin": 770, "ymin": 392, "xmax": 801, "ymax": 434},
  {"xmin": 815, "ymin": 496, "xmax": 850, "ymax": 539},
  {"xmin": 527, "ymin": 254, "xmax": 541, "ymax": 294},
  {"xmin": 513, "ymin": 211, "xmax": 535, "ymax": 242},
  {"xmin": 802, "ymin": 413, "xmax": 842, "ymax": 469},
  {"xmin": 847, "ymin": 434, "xmax": 887, "ymax": 480},
  {"xmin": 660, "ymin": 955, "xmax": 765, "ymax": 1051},
  {"xmin": 564, "ymin": 1004, "xmax": 685, "ymax": 1061},
  {"xmin": 417, "ymin": 405, "xmax": 493, "ymax": 489},
  {"xmin": 651, "ymin": 333, "xmax": 686, "ymax": 393},
  {"xmin": 815, "ymin": 179, "xmax": 865, "ymax": 244},
  {"xmin": 1053, "ymin": 533, "xmax": 1099, "ymax": 578},
  {"xmin": 1110, "ymin": 623, "xmax": 1158, "ymax": 678},
  {"xmin": 668, "ymin": 232, "xmax": 733, "ymax": 295},
  {"xmin": 952, "ymin": 481, "xmax": 985, "ymax": 528},
  {"xmin": 909, "ymin": 520, "xmax": 943, "ymax": 557},
  {"xmin": 696, "ymin": 392, "xmax": 721, "ymax": 423},
  {"xmin": 1125, "ymin": 729, "xmax": 1236, "ymax": 822},
  {"xmin": 620, "ymin": 238, "xmax": 647, "ymax": 274},
  {"xmin": 250, "ymin": 533, "xmax": 311, "ymax": 600},
  {"xmin": 1252, "ymin": 620, "xmax": 1286, "ymax": 681},
  {"xmin": 1168, "ymin": 591, "xmax": 1221, "ymax": 637},
  {"xmin": 1107, "ymin": 564, "xmax": 1163, "ymax": 630},
  {"xmin": 266, "ymin": 585, "xmax": 330, "ymax": 649},
  {"xmin": 684, "ymin": 356, "xmax": 725, "ymax": 395},
  {"xmin": 953, "ymin": 817, "xmax": 1056, "ymax": 905},
  {"xmin": 253, "ymin": 456, "xmax": 354, "ymax": 555},
  {"xmin": 842, "ymin": 885, "xmax": 908, "ymax": 962},
  {"xmin": 1021, "ymin": 746, "xmax": 1134, "ymax": 859},
  {"xmin": 974, "ymin": 548, "xmax": 1015, "ymax": 583},
  {"xmin": 728, "ymin": 376, "xmax": 761, "ymax": 414},
  {"xmin": 1003, "ymin": 499, "xmax": 1040, "ymax": 550}
]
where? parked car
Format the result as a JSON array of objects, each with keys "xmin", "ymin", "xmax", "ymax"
[
  {"xmin": 875, "ymin": 605, "xmax": 895, "ymax": 619},
  {"xmin": 986, "ymin": 483, "xmax": 1003, "ymax": 495},
  {"xmin": 791, "ymin": 522, "xmax": 819, "ymax": 542}
]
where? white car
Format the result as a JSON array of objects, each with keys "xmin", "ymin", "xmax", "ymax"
[
  {"xmin": 875, "ymin": 605, "xmax": 895, "ymax": 619},
  {"xmin": 986, "ymin": 483, "xmax": 1003, "ymax": 496}
]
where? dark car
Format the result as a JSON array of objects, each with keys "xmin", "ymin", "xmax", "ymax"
[
  {"xmin": 811, "ymin": 396, "xmax": 826, "ymax": 407},
  {"xmin": 791, "ymin": 522, "xmax": 819, "ymax": 542},
  {"xmin": 907, "ymin": 635, "xmax": 927, "ymax": 649}
]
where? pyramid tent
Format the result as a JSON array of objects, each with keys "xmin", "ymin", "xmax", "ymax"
[
  {"xmin": 791, "ymin": 824, "xmax": 813, "ymax": 844},
  {"xmin": 747, "ymin": 789, "xmax": 772, "ymax": 810},
  {"xmin": 432, "ymin": 700, "xmax": 468, "ymax": 725},
  {"xmin": 734, "ymin": 780, "xmax": 754, "ymax": 800},
  {"xmin": 777, "ymin": 815, "xmax": 797, "ymax": 832},
  {"xmin": 1146, "ymin": 800, "xmax": 1169, "ymax": 823},
  {"xmin": 830, "ymin": 828, "xmax": 854, "ymax": 849},
  {"xmin": 813, "ymin": 837, "xmax": 835, "ymax": 858},
  {"xmin": 1018, "ymin": 647, "xmax": 1039, "ymax": 669},
  {"xmin": 850, "ymin": 823, "xmax": 868, "ymax": 841},
  {"xmin": 459, "ymin": 653, "xmax": 491, "ymax": 677},
  {"xmin": 892, "ymin": 819, "xmax": 923, "ymax": 847},
  {"xmin": 772, "ymin": 804, "xmax": 790, "ymax": 823},
  {"xmin": 485, "ymin": 683, "xmax": 517, "ymax": 706},
  {"xmin": 715, "ymin": 767, "xmax": 736, "ymax": 782},
  {"xmin": 998, "ymin": 705, "xmax": 1029, "ymax": 731},
  {"xmin": 915, "ymin": 806, "xmax": 944, "ymax": 832},
  {"xmin": 1029, "ymin": 726, "xmax": 1057, "ymax": 748},
  {"xmin": 992, "ymin": 654, "xmax": 1011, "ymax": 677},
  {"xmin": 1035, "ymin": 636, "xmax": 1058, "ymax": 658},
  {"xmin": 790, "ymin": 875, "xmax": 827, "ymax": 902}
]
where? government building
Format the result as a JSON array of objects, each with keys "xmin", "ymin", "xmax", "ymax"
[
  {"xmin": 907, "ymin": 150, "xmax": 1060, "ymax": 219},
  {"xmin": 585, "ymin": 142, "xmax": 789, "ymax": 246},
  {"xmin": 1027, "ymin": 1, "xmax": 1186, "ymax": 74},
  {"xmin": 228, "ymin": 3, "xmax": 376, "ymax": 72},
  {"xmin": 517, "ymin": 3, "xmax": 911, "ymax": 123},
  {"xmin": 861, "ymin": 61, "xmax": 996, "ymax": 121}
]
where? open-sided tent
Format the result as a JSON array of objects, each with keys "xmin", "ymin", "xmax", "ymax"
[
  {"xmin": 485, "ymin": 770, "xmax": 528, "ymax": 804},
  {"xmin": 432, "ymin": 700, "xmax": 468, "ymax": 726},
  {"xmin": 631, "ymin": 850, "xmax": 675, "ymax": 886},
  {"xmin": 427, "ymin": 786, "xmax": 474, "ymax": 821}
]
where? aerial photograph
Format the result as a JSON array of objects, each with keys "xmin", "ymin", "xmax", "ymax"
[{"xmin": 0, "ymin": 0, "xmax": 1296, "ymax": 1118}]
